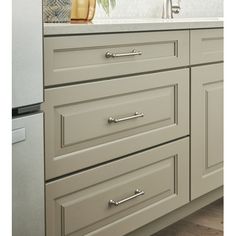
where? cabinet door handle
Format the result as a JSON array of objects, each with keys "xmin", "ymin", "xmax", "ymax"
[
  {"xmin": 108, "ymin": 112, "xmax": 144, "ymax": 124},
  {"xmin": 105, "ymin": 49, "xmax": 142, "ymax": 58},
  {"xmin": 109, "ymin": 189, "xmax": 145, "ymax": 207}
]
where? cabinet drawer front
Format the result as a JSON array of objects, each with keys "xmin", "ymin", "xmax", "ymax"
[
  {"xmin": 190, "ymin": 29, "xmax": 223, "ymax": 64},
  {"xmin": 46, "ymin": 138, "xmax": 189, "ymax": 236},
  {"xmin": 44, "ymin": 31, "xmax": 189, "ymax": 86},
  {"xmin": 42, "ymin": 69, "xmax": 189, "ymax": 179}
]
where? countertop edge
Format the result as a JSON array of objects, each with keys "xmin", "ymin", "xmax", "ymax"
[{"xmin": 44, "ymin": 19, "xmax": 224, "ymax": 36}]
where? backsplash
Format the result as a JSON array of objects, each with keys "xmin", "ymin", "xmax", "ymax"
[{"xmin": 94, "ymin": 0, "xmax": 223, "ymax": 19}]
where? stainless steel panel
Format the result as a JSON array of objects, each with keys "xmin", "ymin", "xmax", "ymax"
[
  {"xmin": 12, "ymin": 113, "xmax": 44, "ymax": 236},
  {"xmin": 12, "ymin": 128, "xmax": 26, "ymax": 144},
  {"xmin": 12, "ymin": 0, "xmax": 43, "ymax": 108}
]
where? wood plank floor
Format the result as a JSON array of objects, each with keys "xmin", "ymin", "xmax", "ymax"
[{"xmin": 153, "ymin": 198, "xmax": 223, "ymax": 236}]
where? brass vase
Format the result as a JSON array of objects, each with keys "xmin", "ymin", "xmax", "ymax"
[{"xmin": 71, "ymin": 0, "xmax": 96, "ymax": 22}]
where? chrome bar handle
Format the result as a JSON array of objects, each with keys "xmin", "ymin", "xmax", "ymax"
[
  {"xmin": 109, "ymin": 189, "xmax": 145, "ymax": 207},
  {"xmin": 105, "ymin": 49, "xmax": 142, "ymax": 58},
  {"xmin": 108, "ymin": 112, "xmax": 144, "ymax": 124}
]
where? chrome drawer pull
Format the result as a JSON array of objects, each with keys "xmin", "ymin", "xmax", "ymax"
[
  {"xmin": 108, "ymin": 112, "xmax": 144, "ymax": 124},
  {"xmin": 109, "ymin": 189, "xmax": 145, "ymax": 207},
  {"xmin": 105, "ymin": 49, "xmax": 142, "ymax": 58}
]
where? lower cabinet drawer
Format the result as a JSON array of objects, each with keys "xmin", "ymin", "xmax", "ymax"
[
  {"xmin": 190, "ymin": 29, "xmax": 223, "ymax": 64},
  {"xmin": 43, "ymin": 69, "xmax": 189, "ymax": 180},
  {"xmin": 44, "ymin": 31, "xmax": 189, "ymax": 86},
  {"xmin": 46, "ymin": 138, "xmax": 189, "ymax": 236}
]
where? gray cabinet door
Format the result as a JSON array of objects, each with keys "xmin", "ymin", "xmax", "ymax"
[
  {"xmin": 42, "ymin": 69, "xmax": 189, "ymax": 180},
  {"xmin": 190, "ymin": 29, "xmax": 223, "ymax": 65},
  {"xmin": 44, "ymin": 31, "xmax": 189, "ymax": 86},
  {"xmin": 46, "ymin": 138, "xmax": 189, "ymax": 236},
  {"xmin": 191, "ymin": 63, "xmax": 223, "ymax": 200}
]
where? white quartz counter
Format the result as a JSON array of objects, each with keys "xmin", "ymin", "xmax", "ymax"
[{"xmin": 44, "ymin": 17, "xmax": 223, "ymax": 36}]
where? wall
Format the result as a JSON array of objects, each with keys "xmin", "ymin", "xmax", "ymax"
[{"xmin": 94, "ymin": 0, "xmax": 223, "ymax": 19}]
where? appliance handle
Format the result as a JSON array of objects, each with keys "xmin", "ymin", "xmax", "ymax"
[{"xmin": 12, "ymin": 128, "xmax": 26, "ymax": 144}]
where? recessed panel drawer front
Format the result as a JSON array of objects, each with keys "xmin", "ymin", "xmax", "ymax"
[
  {"xmin": 43, "ymin": 69, "xmax": 189, "ymax": 180},
  {"xmin": 190, "ymin": 28, "xmax": 223, "ymax": 64},
  {"xmin": 46, "ymin": 138, "xmax": 189, "ymax": 236},
  {"xmin": 44, "ymin": 31, "xmax": 189, "ymax": 86},
  {"xmin": 62, "ymin": 86, "xmax": 174, "ymax": 147}
]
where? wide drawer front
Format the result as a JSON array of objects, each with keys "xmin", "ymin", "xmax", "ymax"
[
  {"xmin": 46, "ymin": 138, "xmax": 189, "ymax": 236},
  {"xmin": 190, "ymin": 28, "xmax": 224, "ymax": 64},
  {"xmin": 44, "ymin": 31, "xmax": 189, "ymax": 86},
  {"xmin": 43, "ymin": 69, "xmax": 189, "ymax": 180}
]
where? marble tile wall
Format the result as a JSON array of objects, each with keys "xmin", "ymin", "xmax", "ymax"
[{"xmin": 94, "ymin": 0, "xmax": 223, "ymax": 19}]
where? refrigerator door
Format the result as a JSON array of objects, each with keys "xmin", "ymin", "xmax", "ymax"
[
  {"xmin": 12, "ymin": 113, "xmax": 44, "ymax": 236},
  {"xmin": 12, "ymin": 0, "xmax": 43, "ymax": 109}
]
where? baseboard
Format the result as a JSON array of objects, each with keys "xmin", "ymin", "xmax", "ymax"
[{"xmin": 127, "ymin": 186, "xmax": 223, "ymax": 236}]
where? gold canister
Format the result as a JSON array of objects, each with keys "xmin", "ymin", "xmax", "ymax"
[{"xmin": 71, "ymin": 0, "xmax": 96, "ymax": 22}]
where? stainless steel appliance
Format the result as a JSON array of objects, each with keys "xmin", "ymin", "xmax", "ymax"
[{"xmin": 12, "ymin": 0, "xmax": 44, "ymax": 235}]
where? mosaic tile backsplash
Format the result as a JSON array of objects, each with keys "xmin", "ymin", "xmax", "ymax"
[
  {"xmin": 43, "ymin": 0, "xmax": 72, "ymax": 22},
  {"xmin": 94, "ymin": 0, "xmax": 223, "ymax": 19}
]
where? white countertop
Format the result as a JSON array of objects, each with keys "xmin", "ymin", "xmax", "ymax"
[{"xmin": 44, "ymin": 17, "xmax": 223, "ymax": 36}]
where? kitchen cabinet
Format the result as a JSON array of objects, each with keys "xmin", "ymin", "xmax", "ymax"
[
  {"xmin": 191, "ymin": 63, "xmax": 224, "ymax": 200},
  {"xmin": 43, "ymin": 23, "xmax": 224, "ymax": 236}
]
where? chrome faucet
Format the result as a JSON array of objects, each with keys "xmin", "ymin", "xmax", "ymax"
[{"xmin": 162, "ymin": 0, "xmax": 181, "ymax": 19}]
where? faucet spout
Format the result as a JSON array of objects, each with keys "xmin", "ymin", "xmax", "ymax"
[
  {"xmin": 162, "ymin": 0, "xmax": 181, "ymax": 19},
  {"xmin": 162, "ymin": 0, "xmax": 173, "ymax": 19}
]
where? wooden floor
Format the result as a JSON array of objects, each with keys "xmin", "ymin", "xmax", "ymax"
[{"xmin": 153, "ymin": 198, "xmax": 223, "ymax": 236}]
